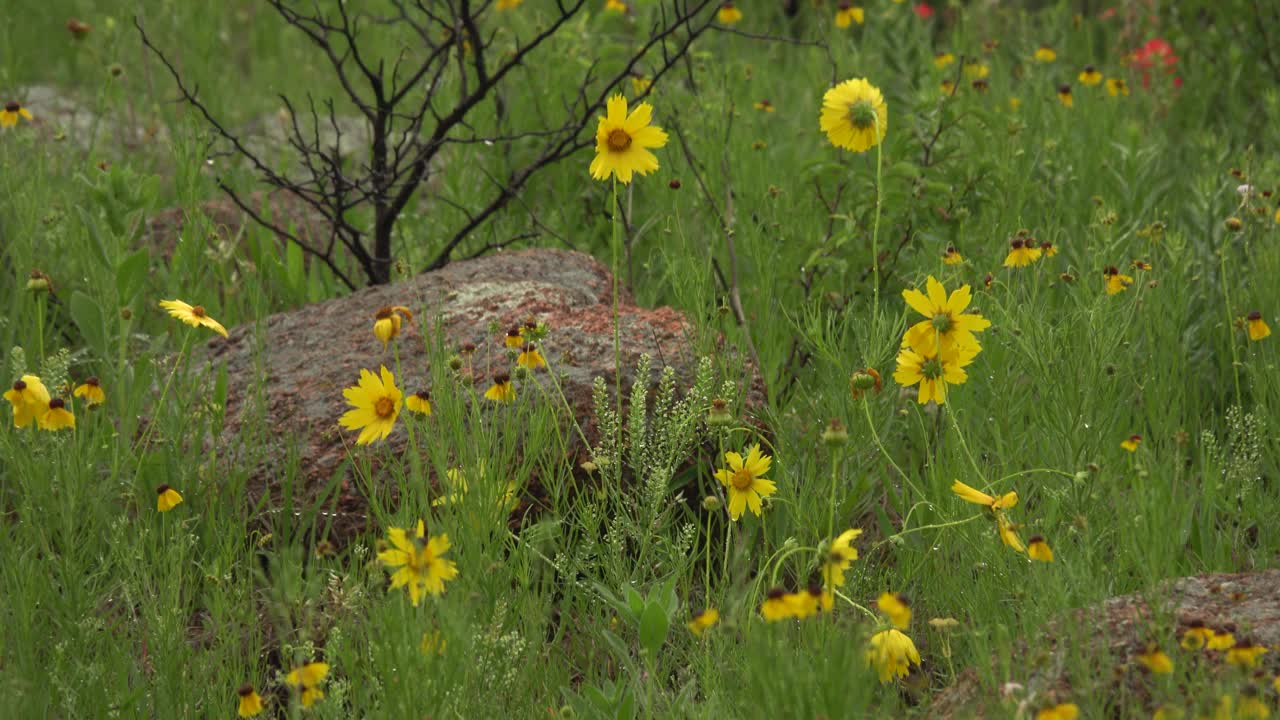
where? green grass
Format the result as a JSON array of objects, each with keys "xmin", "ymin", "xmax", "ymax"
[{"xmin": 3, "ymin": 1, "xmax": 1280, "ymax": 718}]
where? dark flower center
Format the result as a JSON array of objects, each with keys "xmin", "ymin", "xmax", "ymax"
[
  {"xmin": 13, "ymin": 380, "xmax": 26, "ymax": 391},
  {"xmin": 607, "ymin": 129, "xmax": 632, "ymax": 152},
  {"xmin": 4, "ymin": 101, "xmax": 18, "ymax": 112},
  {"xmin": 49, "ymin": 398, "xmax": 66, "ymax": 409},
  {"xmin": 375, "ymin": 397, "xmax": 395, "ymax": 418},
  {"xmin": 731, "ymin": 468, "xmax": 754, "ymax": 490},
  {"xmin": 86, "ymin": 376, "xmax": 100, "ymax": 386},
  {"xmin": 157, "ymin": 484, "xmax": 171, "ymax": 494},
  {"xmin": 191, "ymin": 305, "xmax": 206, "ymax": 317}
]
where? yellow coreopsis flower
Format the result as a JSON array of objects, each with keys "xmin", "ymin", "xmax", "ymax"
[
  {"xmin": 0, "ymin": 100, "xmax": 34, "ymax": 128},
  {"xmin": 1003, "ymin": 237, "xmax": 1042, "ymax": 267},
  {"xmin": 377, "ymin": 519, "xmax": 460, "ymax": 605},
  {"xmin": 159, "ymin": 299, "xmax": 229, "ymax": 337},
  {"xmin": 156, "ymin": 484, "xmax": 184, "ymax": 512},
  {"xmin": 1226, "ymin": 642, "xmax": 1268, "ymax": 669},
  {"xmin": 1179, "ymin": 622, "xmax": 1217, "ymax": 650},
  {"xmin": 1136, "ymin": 645, "xmax": 1174, "ymax": 674},
  {"xmin": 687, "ymin": 608, "xmax": 720, "ymax": 636},
  {"xmin": 877, "ymin": 592, "xmax": 911, "ymax": 629},
  {"xmin": 1121, "ymin": 434, "xmax": 1142, "ymax": 452},
  {"xmin": 1104, "ymin": 266, "xmax": 1134, "ymax": 295},
  {"xmin": 893, "ymin": 340, "xmax": 977, "ymax": 405},
  {"xmin": 483, "ymin": 373, "xmax": 516, "ymax": 403},
  {"xmin": 940, "ymin": 80, "xmax": 956, "ymax": 96},
  {"xmin": 1057, "ymin": 84, "xmax": 1074, "ymax": 107},
  {"xmin": 943, "ymin": 246, "xmax": 963, "ymax": 265},
  {"xmin": 589, "ymin": 95, "xmax": 668, "ymax": 184},
  {"xmin": 237, "ymin": 684, "xmax": 264, "ymax": 717},
  {"xmin": 285, "ymin": 662, "xmax": 329, "ymax": 708},
  {"xmin": 902, "ymin": 275, "xmax": 992, "ymax": 354},
  {"xmin": 1036, "ymin": 703, "xmax": 1079, "ymax": 720},
  {"xmin": 823, "ymin": 528, "xmax": 863, "ymax": 586},
  {"xmin": 819, "ymin": 78, "xmax": 888, "ymax": 153},
  {"xmin": 1246, "ymin": 311, "xmax": 1271, "ymax": 341},
  {"xmin": 713, "ymin": 444, "xmax": 776, "ymax": 520},
  {"xmin": 5, "ymin": 374, "xmax": 51, "ymax": 428},
  {"xmin": 338, "ymin": 366, "xmax": 403, "ymax": 445},
  {"xmin": 1027, "ymin": 535, "xmax": 1054, "ymax": 562},
  {"xmin": 716, "ymin": 2, "xmax": 742, "ymax": 24},
  {"xmin": 73, "ymin": 377, "xmax": 105, "ymax": 406},
  {"xmin": 373, "ymin": 305, "xmax": 413, "ymax": 349},
  {"xmin": 866, "ymin": 629, "xmax": 921, "ymax": 683},
  {"xmin": 1034, "ymin": 45, "xmax": 1057, "ymax": 63},
  {"xmin": 39, "ymin": 398, "xmax": 75, "ymax": 431},
  {"xmin": 517, "ymin": 343, "xmax": 546, "ymax": 369},
  {"xmin": 1106, "ymin": 77, "xmax": 1130, "ymax": 96},
  {"xmin": 405, "ymin": 390, "xmax": 432, "ymax": 415},
  {"xmin": 835, "ymin": 2, "xmax": 864, "ymax": 27},
  {"xmin": 1078, "ymin": 66, "xmax": 1102, "ymax": 85},
  {"xmin": 951, "ymin": 480, "xmax": 1017, "ymax": 510}
]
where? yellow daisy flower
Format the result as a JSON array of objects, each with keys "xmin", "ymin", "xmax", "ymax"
[
  {"xmin": 865, "ymin": 629, "xmax": 921, "ymax": 683},
  {"xmin": 517, "ymin": 344, "xmax": 547, "ymax": 370},
  {"xmin": 1179, "ymin": 622, "xmax": 1216, "ymax": 650},
  {"xmin": 1246, "ymin": 311, "xmax": 1271, "ymax": 341},
  {"xmin": 819, "ymin": 78, "xmax": 888, "ymax": 153},
  {"xmin": 237, "ymin": 684, "xmax": 264, "ymax": 717},
  {"xmin": 483, "ymin": 373, "xmax": 516, "ymax": 403},
  {"xmin": 1003, "ymin": 237, "xmax": 1042, "ymax": 267},
  {"xmin": 1078, "ymin": 66, "xmax": 1102, "ymax": 85},
  {"xmin": 951, "ymin": 480, "xmax": 1018, "ymax": 511},
  {"xmin": 877, "ymin": 592, "xmax": 911, "ymax": 629},
  {"xmin": 934, "ymin": 52, "xmax": 955, "ymax": 69},
  {"xmin": 376, "ymin": 519, "xmax": 460, "ymax": 605},
  {"xmin": 1226, "ymin": 642, "xmax": 1268, "ymax": 669},
  {"xmin": 1136, "ymin": 645, "xmax": 1174, "ymax": 674},
  {"xmin": 73, "ymin": 376, "xmax": 105, "ymax": 406},
  {"xmin": 713, "ymin": 444, "xmax": 777, "ymax": 521},
  {"xmin": 835, "ymin": 2, "xmax": 864, "ymax": 27},
  {"xmin": 156, "ymin": 484, "xmax": 184, "ymax": 512},
  {"xmin": 893, "ymin": 340, "xmax": 977, "ymax": 405},
  {"xmin": 1036, "ymin": 703, "xmax": 1079, "ymax": 720},
  {"xmin": 1057, "ymin": 84, "xmax": 1074, "ymax": 107},
  {"xmin": 822, "ymin": 528, "xmax": 863, "ymax": 586},
  {"xmin": 0, "ymin": 100, "xmax": 34, "ymax": 128},
  {"xmin": 1034, "ymin": 45, "xmax": 1057, "ymax": 63},
  {"xmin": 943, "ymin": 246, "xmax": 963, "ymax": 264},
  {"xmin": 761, "ymin": 588, "xmax": 794, "ymax": 622},
  {"xmin": 1027, "ymin": 535, "xmax": 1054, "ymax": 562},
  {"xmin": 405, "ymin": 390, "xmax": 432, "ymax": 415},
  {"xmin": 716, "ymin": 2, "xmax": 742, "ymax": 24},
  {"xmin": 687, "ymin": 608, "xmax": 719, "ymax": 636},
  {"xmin": 1106, "ymin": 77, "xmax": 1130, "ymax": 96},
  {"xmin": 373, "ymin": 305, "xmax": 413, "ymax": 349},
  {"xmin": 284, "ymin": 662, "xmax": 329, "ymax": 708},
  {"xmin": 5, "ymin": 374, "xmax": 51, "ymax": 428},
  {"xmin": 1121, "ymin": 434, "xmax": 1142, "ymax": 452},
  {"xmin": 790, "ymin": 585, "xmax": 834, "ymax": 619},
  {"xmin": 902, "ymin": 275, "xmax": 992, "ymax": 354},
  {"xmin": 589, "ymin": 95, "xmax": 668, "ymax": 184},
  {"xmin": 159, "ymin": 299, "xmax": 228, "ymax": 337},
  {"xmin": 505, "ymin": 326, "xmax": 525, "ymax": 348},
  {"xmin": 940, "ymin": 79, "xmax": 956, "ymax": 96},
  {"xmin": 1104, "ymin": 266, "xmax": 1134, "ymax": 295},
  {"xmin": 338, "ymin": 366, "xmax": 403, "ymax": 445},
  {"xmin": 39, "ymin": 398, "xmax": 75, "ymax": 431}
]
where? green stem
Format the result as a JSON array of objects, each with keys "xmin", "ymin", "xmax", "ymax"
[
  {"xmin": 945, "ymin": 405, "xmax": 986, "ymax": 484},
  {"xmin": 861, "ymin": 396, "xmax": 925, "ymax": 499},
  {"xmin": 1220, "ymin": 232, "xmax": 1243, "ymax": 405},
  {"xmin": 871, "ymin": 116, "xmax": 885, "ymax": 316},
  {"xmin": 34, "ymin": 294, "xmax": 46, "ymax": 364},
  {"xmin": 826, "ymin": 445, "xmax": 840, "ymax": 545},
  {"xmin": 610, "ymin": 178, "xmax": 623, "ymax": 461}
]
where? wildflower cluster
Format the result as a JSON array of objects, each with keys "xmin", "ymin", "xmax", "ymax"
[{"xmin": 893, "ymin": 275, "xmax": 990, "ymax": 405}]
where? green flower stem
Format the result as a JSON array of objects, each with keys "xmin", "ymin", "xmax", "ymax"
[
  {"xmin": 861, "ymin": 396, "xmax": 926, "ymax": 500},
  {"xmin": 871, "ymin": 115, "xmax": 884, "ymax": 316},
  {"xmin": 610, "ymin": 177, "xmax": 623, "ymax": 459}
]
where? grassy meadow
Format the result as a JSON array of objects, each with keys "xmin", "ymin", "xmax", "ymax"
[{"xmin": 2, "ymin": 1, "xmax": 1279, "ymax": 718}]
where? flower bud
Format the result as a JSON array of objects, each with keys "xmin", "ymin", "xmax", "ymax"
[
  {"xmin": 447, "ymin": 354, "xmax": 463, "ymax": 371},
  {"xmin": 707, "ymin": 398, "xmax": 733, "ymax": 426},
  {"xmin": 821, "ymin": 419, "xmax": 849, "ymax": 446},
  {"xmin": 1225, "ymin": 216, "xmax": 1244, "ymax": 232},
  {"xmin": 702, "ymin": 496, "xmax": 721, "ymax": 511},
  {"xmin": 26, "ymin": 270, "xmax": 52, "ymax": 293}
]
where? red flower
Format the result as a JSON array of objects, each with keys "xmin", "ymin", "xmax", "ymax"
[
  {"xmin": 1130, "ymin": 38, "xmax": 1181, "ymax": 89},
  {"xmin": 913, "ymin": 3, "xmax": 935, "ymax": 19}
]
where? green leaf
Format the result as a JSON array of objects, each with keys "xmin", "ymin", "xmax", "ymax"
[
  {"xmin": 637, "ymin": 600, "xmax": 669, "ymax": 656},
  {"xmin": 69, "ymin": 291, "xmax": 108, "ymax": 359},
  {"xmin": 285, "ymin": 240, "xmax": 305, "ymax": 291}
]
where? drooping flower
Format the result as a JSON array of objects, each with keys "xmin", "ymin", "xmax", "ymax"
[
  {"xmin": 951, "ymin": 480, "xmax": 1017, "ymax": 511},
  {"xmin": 1121, "ymin": 434, "xmax": 1142, "ymax": 452},
  {"xmin": 39, "ymin": 398, "xmax": 75, "ymax": 431},
  {"xmin": 1179, "ymin": 621, "xmax": 1216, "ymax": 650},
  {"xmin": 237, "ymin": 684, "xmax": 264, "ymax": 717},
  {"xmin": 714, "ymin": 444, "xmax": 776, "ymax": 521},
  {"xmin": 835, "ymin": 2, "xmax": 864, "ymax": 27},
  {"xmin": 338, "ymin": 366, "xmax": 403, "ymax": 445},
  {"xmin": 159, "ymin": 299, "xmax": 229, "ymax": 337},
  {"xmin": 4, "ymin": 375, "xmax": 50, "ymax": 428},
  {"xmin": 373, "ymin": 305, "xmax": 413, "ymax": 349},
  {"xmin": 517, "ymin": 343, "xmax": 546, "ymax": 369},
  {"xmin": 1057, "ymin": 84, "xmax": 1074, "ymax": 107},
  {"xmin": 1034, "ymin": 46, "xmax": 1057, "ymax": 63},
  {"xmin": 819, "ymin": 78, "xmax": 888, "ymax": 153},
  {"xmin": 866, "ymin": 629, "xmax": 921, "ymax": 683},
  {"xmin": 483, "ymin": 373, "xmax": 516, "ymax": 403},
  {"xmin": 997, "ymin": 513, "xmax": 1025, "ymax": 552},
  {"xmin": 687, "ymin": 608, "xmax": 720, "ymax": 636},
  {"xmin": 1003, "ymin": 237, "xmax": 1042, "ymax": 267},
  {"xmin": 893, "ymin": 340, "xmax": 977, "ymax": 405},
  {"xmin": 1234, "ymin": 690, "xmax": 1271, "ymax": 720},
  {"xmin": 1039, "ymin": 240, "xmax": 1058, "ymax": 257},
  {"xmin": 1027, "ymin": 535, "xmax": 1054, "ymax": 562},
  {"xmin": 589, "ymin": 95, "xmax": 668, "ymax": 184},
  {"xmin": 405, "ymin": 390, "xmax": 432, "ymax": 415},
  {"xmin": 940, "ymin": 80, "xmax": 956, "ymax": 96},
  {"xmin": 1226, "ymin": 641, "xmax": 1268, "ymax": 669},
  {"xmin": 1077, "ymin": 66, "xmax": 1102, "ymax": 86},
  {"xmin": 1246, "ymin": 311, "xmax": 1271, "ymax": 341},
  {"xmin": 902, "ymin": 275, "xmax": 992, "ymax": 354},
  {"xmin": 377, "ymin": 519, "xmax": 460, "ymax": 605},
  {"xmin": 934, "ymin": 52, "xmax": 955, "ymax": 69},
  {"xmin": 876, "ymin": 592, "xmax": 912, "ymax": 629},
  {"xmin": 1106, "ymin": 77, "xmax": 1130, "ymax": 96},
  {"xmin": 73, "ymin": 377, "xmax": 105, "ymax": 406},
  {"xmin": 716, "ymin": 2, "xmax": 742, "ymax": 24},
  {"xmin": 1036, "ymin": 704, "xmax": 1080, "ymax": 720},
  {"xmin": 285, "ymin": 662, "xmax": 329, "ymax": 708},
  {"xmin": 790, "ymin": 585, "xmax": 835, "ymax": 619},
  {"xmin": 849, "ymin": 367, "xmax": 881, "ymax": 400},
  {"xmin": 156, "ymin": 484, "xmax": 184, "ymax": 512},
  {"xmin": 1104, "ymin": 266, "xmax": 1134, "ymax": 295},
  {"xmin": 822, "ymin": 528, "xmax": 863, "ymax": 586},
  {"xmin": 1136, "ymin": 645, "xmax": 1174, "ymax": 674},
  {"xmin": 0, "ymin": 101, "xmax": 34, "ymax": 128},
  {"xmin": 760, "ymin": 588, "xmax": 794, "ymax": 622},
  {"xmin": 943, "ymin": 246, "xmax": 963, "ymax": 264}
]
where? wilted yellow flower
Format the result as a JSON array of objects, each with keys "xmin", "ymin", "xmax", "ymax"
[
  {"xmin": 951, "ymin": 480, "xmax": 1017, "ymax": 511},
  {"xmin": 717, "ymin": 2, "xmax": 742, "ymax": 24},
  {"xmin": 1036, "ymin": 703, "xmax": 1079, "ymax": 720},
  {"xmin": 1027, "ymin": 535, "xmax": 1054, "ymax": 562},
  {"xmin": 1104, "ymin": 266, "xmax": 1134, "ymax": 295},
  {"xmin": 1034, "ymin": 46, "xmax": 1057, "ymax": 63},
  {"xmin": 835, "ymin": 2, "xmax": 864, "ymax": 27},
  {"xmin": 819, "ymin": 77, "xmax": 888, "ymax": 153},
  {"xmin": 1039, "ymin": 240, "xmax": 1058, "ymax": 257},
  {"xmin": 877, "ymin": 592, "xmax": 911, "ymax": 629},
  {"xmin": 377, "ymin": 519, "xmax": 460, "ymax": 605},
  {"xmin": 237, "ymin": 684, "xmax": 264, "ymax": 717},
  {"xmin": 483, "ymin": 373, "xmax": 516, "ymax": 403},
  {"xmin": 5, "ymin": 374, "xmax": 50, "ymax": 428},
  {"xmin": 894, "ymin": 341, "xmax": 978, "ymax": 405},
  {"xmin": 373, "ymin": 305, "xmax": 413, "ymax": 349},
  {"xmin": 1078, "ymin": 66, "xmax": 1102, "ymax": 85},
  {"xmin": 0, "ymin": 100, "xmax": 34, "ymax": 128},
  {"xmin": 73, "ymin": 377, "xmax": 105, "ymax": 406},
  {"xmin": 1246, "ymin": 311, "xmax": 1271, "ymax": 341},
  {"xmin": 714, "ymin": 444, "xmax": 776, "ymax": 520},
  {"xmin": 997, "ymin": 513, "xmax": 1025, "ymax": 552},
  {"xmin": 338, "ymin": 366, "xmax": 402, "ymax": 444},
  {"xmin": 285, "ymin": 662, "xmax": 329, "ymax": 708},
  {"xmin": 589, "ymin": 95, "xmax": 668, "ymax": 184},
  {"xmin": 943, "ymin": 246, "xmax": 963, "ymax": 264},
  {"xmin": 687, "ymin": 608, "xmax": 720, "ymax": 636},
  {"xmin": 1106, "ymin": 77, "xmax": 1130, "ymax": 96},
  {"xmin": 159, "ymin": 299, "xmax": 229, "ymax": 337},
  {"xmin": 156, "ymin": 484, "xmax": 184, "ymax": 512},
  {"xmin": 517, "ymin": 343, "xmax": 546, "ymax": 369},
  {"xmin": 1003, "ymin": 237, "xmax": 1042, "ymax": 267},
  {"xmin": 405, "ymin": 390, "xmax": 432, "ymax": 415},
  {"xmin": 39, "ymin": 398, "xmax": 75, "ymax": 431},
  {"xmin": 823, "ymin": 528, "xmax": 863, "ymax": 586},
  {"xmin": 1121, "ymin": 434, "xmax": 1142, "ymax": 452},
  {"xmin": 866, "ymin": 629, "xmax": 921, "ymax": 683},
  {"xmin": 902, "ymin": 275, "xmax": 992, "ymax": 354},
  {"xmin": 1136, "ymin": 644, "xmax": 1174, "ymax": 674}
]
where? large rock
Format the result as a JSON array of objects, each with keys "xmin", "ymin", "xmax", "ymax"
[
  {"xmin": 12, "ymin": 85, "xmax": 168, "ymax": 152},
  {"xmin": 201, "ymin": 249, "xmax": 745, "ymax": 541},
  {"xmin": 931, "ymin": 570, "xmax": 1280, "ymax": 718}
]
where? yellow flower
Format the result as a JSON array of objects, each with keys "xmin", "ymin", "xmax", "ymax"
[
  {"xmin": 687, "ymin": 608, "xmax": 719, "ymax": 636},
  {"xmin": 1039, "ymin": 241, "xmax": 1058, "ymax": 257},
  {"xmin": 761, "ymin": 588, "xmax": 794, "ymax": 622},
  {"xmin": 605, "ymin": 0, "xmax": 627, "ymax": 12},
  {"xmin": 421, "ymin": 629, "xmax": 448, "ymax": 656},
  {"xmin": 1003, "ymin": 237, "xmax": 1042, "ymax": 267},
  {"xmin": 877, "ymin": 592, "xmax": 911, "ymax": 629},
  {"xmin": 1104, "ymin": 266, "xmax": 1134, "ymax": 295},
  {"xmin": 1078, "ymin": 66, "xmax": 1102, "ymax": 85},
  {"xmin": 790, "ymin": 586, "xmax": 834, "ymax": 619},
  {"xmin": 1027, "ymin": 535, "xmax": 1054, "ymax": 562},
  {"xmin": 902, "ymin": 275, "xmax": 992, "ymax": 354},
  {"xmin": 1036, "ymin": 703, "xmax": 1079, "ymax": 720},
  {"xmin": 716, "ymin": 2, "xmax": 742, "ymax": 24},
  {"xmin": 589, "ymin": 95, "xmax": 668, "ymax": 184},
  {"xmin": 237, "ymin": 684, "xmax": 264, "ymax": 718},
  {"xmin": 1034, "ymin": 46, "xmax": 1057, "ymax": 63},
  {"xmin": 1153, "ymin": 706, "xmax": 1185, "ymax": 720},
  {"xmin": 865, "ymin": 629, "xmax": 921, "ymax": 683},
  {"xmin": 1057, "ymin": 84, "xmax": 1074, "ymax": 107},
  {"xmin": 934, "ymin": 52, "xmax": 955, "ymax": 69},
  {"xmin": 964, "ymin": 61, "xmax": 989, "ymax": 79},
  {"xmin": 73, "ymin": 377, "xmax": 105, "ymax": 406},
  {"xmin": 5, "ymin": 374, "xmax": 51, "ymax": 428},
  {"xmin": 894, "ymin": 341, "xmax": 977, "ymax": 406},
  {"xmin": 1135, "ymin": 644, "xmax": 1174, "ymax": 674},
  {"xmin": 156, "ymin": 484, "xmax": 184, "ymax": 512},
  {"xmin": 951, "ymin": 480, "xmax": 1019, "ymax": 511},
  {"xmin": 497, "ymin": 0, "xmax": 523, "ymax": 8},
  {"xmin": 997, "ymin": 513, "xmax": 1025, "ymax": 552},
  {"xmin": 1132, "ymin": 260, "xmax": 1152, "ymax": 271},
  {"xmin": 943, "ymin": 246, "xmax": 963, "ymax": 264},
  {"xmin": 483, "ymin": 373, "xmax": 516, "ymax": 403},
  {"xmin": 940, "ymin": 80, "xmax": 956, "ymax": 96},
  {"xmin": 1235, "ymin": 691, "xmax": 1271, "ymax": 720},
  {"xmin": 0, "ymin": 100, "xmax": 34, "ymax": 128},
  {"xmin": 39, "ymin": 398, "xmax": 75, "ymax": 431},
  {"xmin": 835, "ymin": 3, "xmax": 864, "ymax": 27},
  {"xmin": 1009, "ymin": 96, "xmax": 1022, "ymax": 112},
  {"xmin": 630, "ymin": 75, "xmax": 652, "ymax": 95},
  {"xmin": 1180, "ymin": 623, "xmax": 1216, "ymax": 650},
  {"xmin": 159, "ymin": 299, "xmax": 229, "ymax": 337},
  {"xmin": 753, "ymin": 99, "xmax": 775, "ymax": 112},
  {"xmin": 713, "ymin": 444, "xmax": 776, "ymax": 521},
  {"xmin": 1247, "ymin": 311, "xmax": 1271, "ymax": 341},
  {"xmin": 517, "ymin": 344, "xmax": 546, "ymax": 369},
  {"xmin": 405, "ymin": 390, "xmax": 432, "ymax": 415},
  {"xmin": 377, "ymin": 519, "xmax": 460, "ymax": 605},
  {"xmin": 285, "ymin": 662, "xmax": 329, "ymax": 708},
  {"xmin": 823, "ymin": 528, "xmax": 863, "ymax": 586},
  {"xmin": 1121, "ymin": 434, "xmax": 1142, "ymax": 452},
  {"xmin": 819, "ymin": 78, "xmax": 888, "ymax": 153},
  {"xmin": 339, "ymin": 366, "xmax": 402, "ymax": 444},
  {"xmin": 373, "ymin": 305, "xmax": 413, "ymax": 349},
  {"xmin": 505, "ymin": 326, "xmax": 525, "ymax": 348},
  {"xmin": 1106, "ymin": 77, "xmax": 1130, "ymax": 96},
  {"xmin": 1226, "ymin": 642, "xmax": 1268, "ymax": 668}
]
